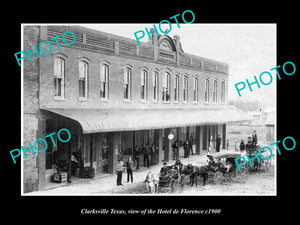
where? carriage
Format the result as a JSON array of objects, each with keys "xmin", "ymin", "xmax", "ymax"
[
  {"xmin": 207, "ymin": 151, "xmax": 247, "ymax": 184},
  {"xmin": 157, "ymin": 165, "xmax": 182, "ymax": 192}
]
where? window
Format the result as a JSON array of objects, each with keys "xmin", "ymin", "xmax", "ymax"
[
  {"xmin": 79, "ymin": 61, "xmax": 88, "ymax": 98},
  {"xmin": 153, "ymin": 71, "xmax": 159, "ymax": 101},
  {"xmin": 162, "ymin": 72, "xmax": 170, "ymax": 102},
  {"xmin": 183, "ymin": 75, "xmax": 188, "ymax": 102},
  {"xmin": 54, "ymin": 58, "xmax": 64, "ymax": 98},
  {"xmin": 174, "ymin": 74, "xmax": 179, "ymax": 102},
  {"xmin": 193, "ymin": 77, "xmax": 198, "ymax": 103},
  {"xmin": 221, "ymin": 81, "xmax": 225, "ymax": 103},
  {"xmin": 213, "ymin": 80, "xmax": 217, "ymax": 103},
  {"xmin": 100, "ymin": 64, "xmax": 109, "ymax": 100},
  {"xmin": 124, "ymin": 67, "xmax": 131, "ymax": 100},
  {"xmin": 205, "ymin": 79, "xmax": 209, "ymax": 103},
  {"xmin": 141, "ymin": 69, "xmax": 148, "ymax": 101}
]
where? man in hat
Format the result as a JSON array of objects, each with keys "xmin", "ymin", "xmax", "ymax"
[{"xmin": 115, "ymin": 158, "xmax": 124, "ymax": 186}]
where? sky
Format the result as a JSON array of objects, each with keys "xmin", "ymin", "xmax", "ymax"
[{"xmin": 81, "ymin": 23, "xmax": 276, "ymax": 108}]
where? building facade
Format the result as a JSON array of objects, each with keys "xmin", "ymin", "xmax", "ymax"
[{"xmin": 23, "ymin": 25, "xmax": 247, "ymax": 193}]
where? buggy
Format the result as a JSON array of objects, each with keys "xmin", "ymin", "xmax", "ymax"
[
  {"xmin": 158, "ymin": 165, "xmax": 181, "ymax": 192},
  {"xmin": 207, "ymin": 151, "xmax": 247, "ymax": 184}
]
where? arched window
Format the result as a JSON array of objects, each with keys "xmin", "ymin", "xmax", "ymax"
[
  {"xmin": 153, "ymin": 71, "xmax": 159, "ymax": 101},
  {"xmin": 162, "ymin": 72, "xmax": 170, "ymax": 102},
  {"xmin": 193, "ymin": 77, "xmax": 198, "ymax": 103},
  {"xmin": 174, "ymin": 74, "xmax": 179, "ymax": 102},
  {"xmin": 183, "ymin": 75, "xmax": 188, "ymax": 102},
  {"xmin": 79, "ymin": 61, "xmax": 88, "ymax": 99},
  {"xmin": 124, "ymin": 67, "xmax": 132, "ymax": 100},
  {"xmin": 221, "ymin": 81, "xmax": 225, "ymax": 103},
  {"xmin": 213, "ymin": 80, "xmax": 217, "ymax": 103},
  {"xmin": 100, "ymin": 63, "xmax": 109, "ymax": 100},
  {"xmin": 54, "ymin": 57, "xmax": 65, "ymax": 99},
  {"xmin": 205, "ymin": 79, "xmax": 209, "ymax": 103},
  {"xmin": 141, "ymin": 69, "xmax": 148, "ymax": 101}
]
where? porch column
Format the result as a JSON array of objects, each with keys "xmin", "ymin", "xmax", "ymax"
[
  {"xmin": 164, "ymin": 128, "xmax": 171, "ymax": 162},
  {"xmin": 195, "ymin": 126, "xmax": 200, "ymax": 155}
]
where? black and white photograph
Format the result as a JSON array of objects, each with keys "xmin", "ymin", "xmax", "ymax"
[
  {"xmin": 4, "ymin": 5, "xmax": 298, "ymax": 220},
  {"xmin": 20, "ymin": 23, "xmax": 276, "ymax": 196}
]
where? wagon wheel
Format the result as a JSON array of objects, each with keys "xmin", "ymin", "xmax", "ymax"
[
  {"xmin": 214, "ymin": 171, "xmax": 224, "ymax": 185},
  {"xmin": 169, "ymin": 178, "xmax": 178, "ymax": 192}
]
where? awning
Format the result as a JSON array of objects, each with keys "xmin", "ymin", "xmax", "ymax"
[{"xmin": 41, "ymin": 108, "xmax": 252, "ymax": 134}]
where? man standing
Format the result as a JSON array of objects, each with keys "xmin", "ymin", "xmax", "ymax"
[
  {"xmin": 183, "ymin": 138, "xmax": 189, "ymax": 158},
  {"xmin": 150, "ymin": 143, "xmax": 156, "ymax": 166},
  {"xmin": 189, "ymin": 135, "xmax": 194, "ymax": 155},
  {"xmin": 172, "ymin": 140, "xmax": 179, "ymax": 160},
  {"xmin": 126, "ymin": 157, "xmax": 135, "ymax": 183},
  {"xmin": 133, "ymin": 145, "xmax": 140, "ymax": 170},
  {"xmin": 143, "ymin": 143, "xmax": 150, "ymax": 168},
  {"xmin": 115, "ymin": 159, "xmax": 124, "ymax": 186},
  {"xmin": 216, "ymin": 134, "xmax": 222, "ymax": 152}
]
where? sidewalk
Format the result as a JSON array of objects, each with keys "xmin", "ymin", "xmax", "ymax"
[{"xmin": 26, "ymin": 152, "xmax": 209, "ymax": 195}]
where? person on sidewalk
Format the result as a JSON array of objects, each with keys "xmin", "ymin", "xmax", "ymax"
[
  {"xmin": 115, "ymin": 158, "xmax": 124, "ymax": 186},
  {"xmin": 183, "ymin": 138, "xmax": 189, "ymax": 158},
  {"xmin": 133, "ymin": 145, "xmax": 140, "ymax": 170},
  {"xmin": 189, "ymin": 135, "xmax": 194, "ymax": 155},
  {"xmin": 126, "ymin": 157, "xmax": 135, "ymax": 183},
  {"xmin": 216, "ymin": 134, "xmax": 222, "ymax": 152},
  {"xmin": 172, "ymin": 140, "xmax": 179, "ymax": 160},
  {"xmin": 150, "ymin": 143, "xmax": 155, "ymax": 166},
  {"xmin": 143, "ymin": 143, "xmax": 150, "ymax": 168}
]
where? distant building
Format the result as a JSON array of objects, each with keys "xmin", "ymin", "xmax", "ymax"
[{"xmin": 23, "ymin": 25, "xmax": 249, "ymax": 193}]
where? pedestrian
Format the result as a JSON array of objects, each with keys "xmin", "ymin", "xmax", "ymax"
[
  {"xmin": 216, "ymin": 134, "xmax": 222, "ymax": 152},
  {"xmin": 183, "ymin": 138, "xmax": 189, "ymax": 158},
  {"xmin": 189, "ymin": 135, "xmax": 194, "ymax": 155},
  {"xmin": 133, "ymin": 145, "xmax": 140, "ymax": 170},
  {"xmin": 240, "ymin": 140, "xmax": 245, "ymax": 152},
  {"xmin": 150, "ymin": 143, "xmax": 155, "ymax": 166},
  {"xmin": 143, "ymin": 143, "xmax": 150, "ymax": 168},
  {"xmin": 172, "ymin": 140, "xmax": 179, "ymax": 160},
  {"xmin": 126, "ymin": 156, "xmax": 135, "ymax": 183},
  {"xmin": 252, "ymin": 130, "xmax": 258, "ymax": 146},
  {"xmin": 115, "ymin": 158, "xmax": 124, "ymax": 186}
]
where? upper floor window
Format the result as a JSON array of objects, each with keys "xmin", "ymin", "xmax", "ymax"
[
  {"xmin": 162, "ymin": 72, "xmax": 170, "ymax": 102},
  {"xmin": 54, "ymin": 57, "xmax": 65, "ymax": 99},
  {"xmin": 213, "ymin": 80, "xmax": 217, "ymax": 103},
  {"xmin": 221, "ymin": 81, "xmax": 225, "ymax": 103},
  {"xmin": 124, "ymin": 67, "xmax": 132, "ymax": 100},
  {"xmin": 141, "ymin": 69, "xmax": 148, "ymax": 101},
  {"xmin": 174, "ymin": 74, "xmax": 179, "ymax": 102},
  {"xmin": 100, "ymin": 63, "xmax": 109, "ymax": 100},
  {"xmin": 183, "ymin": 75, "xmax": 188, "ymax": 102},
  {"xmin": 79, "ymin": 61, "xmax": 88, "ymax": 99},
  {"xmin": 205, "ymin": 79, "xmax": 209, "ymax": 103},
  {"xmin": 193, "ymin": 77, "xmax": 198, "ymax": 103},
  {"xmin": 153, "ymin": 71, "xmax": 159, "ymax": 101}
]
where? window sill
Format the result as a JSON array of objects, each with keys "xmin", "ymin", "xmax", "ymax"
[
  {"xmin": 100, "ymin": 98, "xmax": 109, "ymax": 102},
  {"xmin": 162, "ymin": 101, "xmax": 171, "ymax": 104},
  {"xmin": 124, "ymin": 99, "xmax": 132, "ymax": 103}
]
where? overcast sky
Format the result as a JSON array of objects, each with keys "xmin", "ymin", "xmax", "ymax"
[{"xmin": 82, "ymin": 24, "xmax": 276, "ymax": 108}]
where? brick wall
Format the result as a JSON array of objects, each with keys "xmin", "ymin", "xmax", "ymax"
[{"xmin": 38, "ymin": 26, "xmax": 228, "ymax": 111}]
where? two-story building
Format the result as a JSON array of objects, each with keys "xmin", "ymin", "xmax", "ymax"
[{"xmin": 23, "ymin": 25, "xmax": 250, "ymax": 193}]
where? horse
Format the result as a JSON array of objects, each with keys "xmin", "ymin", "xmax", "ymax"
[
  {"xmin": 174, "ymin": 160, "xmax": 194, "ymax": 186},
  {"xmin": 187, "ymin": 164, "xmax": 209, "ymax": 187},
  {"xmin": 143, "ymin": 171, "xmax": 158, "ymax": 193}
]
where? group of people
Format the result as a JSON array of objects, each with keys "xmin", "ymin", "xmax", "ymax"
[
  {"xmin": 172, "ymin": 136, "xmax": 194, "ymax": 160},
  {"xmin": 239, "ymin": 130, "xmax": 258, "ymax": 152},
  {"xmin": 115, "ymin": 143, "xmax": 159, "ymax": 186}
]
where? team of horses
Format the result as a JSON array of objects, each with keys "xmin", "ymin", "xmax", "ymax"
[{"xmin": 144, "ymin": 158, "xmax": 234, "ymax": 193}]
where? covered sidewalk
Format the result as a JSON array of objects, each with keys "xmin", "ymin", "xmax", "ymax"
[{"xmin": 41, "ymin": 108, "xmax": 252, "ymax": 134}]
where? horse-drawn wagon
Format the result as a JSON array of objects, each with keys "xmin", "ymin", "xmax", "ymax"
[{"xmin": 207, "ymin": 151, "xmax": 247, "ymax": 184}]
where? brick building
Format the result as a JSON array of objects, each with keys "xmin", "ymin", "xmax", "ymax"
[{"xmin": 23, "ymin": 25, "xmax": 249, "ymax": 193}]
